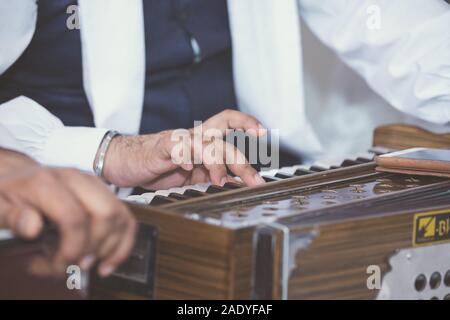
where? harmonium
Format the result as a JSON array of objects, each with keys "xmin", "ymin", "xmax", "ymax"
[{"xmin": 1, "ymin": 124, "xmax": 450, "ymax": 300}]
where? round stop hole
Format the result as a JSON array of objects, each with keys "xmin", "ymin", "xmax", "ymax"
[
  {"xmin": 430, "ymin": 272, "xmax": 442, "ymax": 290},
  {"xmin": 414, "ymin": 274, "xmax": 427, "ymax": 292}
]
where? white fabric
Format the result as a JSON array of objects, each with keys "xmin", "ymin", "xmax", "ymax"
[
  {"xmin": 78, "ymin": 0, "xmax": 145, "ymax": 134},
  {"xmin": 299, "ymin": 1, "xmax": 450, "ymax": 159},
  {"xmin": 298, "ymin": 0, "xmax": 450, "ymax": 125},
  {"xmin": 0, "ymin": 0, "xmax": 449, "ymax": 172},
  {"xmin": 228, "ymin": 0, "xmax": 323, "ymax": 157},
  {"xmin": 0, "ymin": 0, "xmax": 37, "ymax": 74},
  {"xmin": 0, "ymin": 96, "xmax": 107, "ymax": 169},
  {"xmin": 0, "ymin": 0, "xmax": 144, "ymax": 172}
]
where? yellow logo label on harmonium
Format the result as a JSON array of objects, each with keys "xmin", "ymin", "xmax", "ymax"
[{"xmin": 413, "ymin": 209, "xmax": 450, "ymax": 247}]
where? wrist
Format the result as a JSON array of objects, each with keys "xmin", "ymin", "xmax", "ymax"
[
  {"xmin": 102, "ymin": 134, "xmax": 160, "ymax": 188},
  {"xmin": 93, "ymin": 131, "xmax": 121, "ymax": 182},
  {"xmin": 102, "ymin": 134, "xmax": 140, "ymax": 186}
]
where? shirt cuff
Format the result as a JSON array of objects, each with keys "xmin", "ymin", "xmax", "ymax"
[{"xmin": 40, "ymin": 127, "xmax": 108, "ymax": 173}]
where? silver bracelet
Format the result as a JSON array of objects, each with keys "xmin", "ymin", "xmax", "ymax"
[{"xmin": 94, "ymin": 130, "xmax": 120, "ymax": 178}]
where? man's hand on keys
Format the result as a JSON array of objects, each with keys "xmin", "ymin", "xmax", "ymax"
[{"xmin": 102, "ymin": 110, "xmax": 267, "ymax": 190}]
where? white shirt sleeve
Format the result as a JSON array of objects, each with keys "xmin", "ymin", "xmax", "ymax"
[
  {"xmin": 0, "ymin": 96, "xmax": 108, "ymax": 172},
  {"xmin": 298, "ymin": 0, "xmax": 450, "ymax": 125},
  {"xmin": 0, "ymin": 1, "xmax": 109, "ymax": 173},
  {"xmin": 0, "ymin": 0, "xmax": 37, "ymax": 74}
]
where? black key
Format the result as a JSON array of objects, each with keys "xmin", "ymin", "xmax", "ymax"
[
  {"xmin": 340, "ymin": 159, "xmax": 360, "ymax": 167},
  {"xmin": 150, "ymin": 195, "xmax": 174, "ymax": 205},
  {"xmin": 223, "ymin": 182, "xmax": 242, "ymax": 190},
  {"xmin": 130, "ymin": 187, "xmax": 154, "ymax": 196},
  {"xmin": 183, "ymin": 189, "xmax": 207, "ymax": 197},
  {"xmin": 356, "ymin": 157, "xmax": 372, "ymax": 163},
  {"xmin": 309, "ymin": 165, "xmax": 327, "ymax": 172},
  {"xmin": 275, "ymin": 173, "xmax": 294, "ymax": 179},
  {"xmin": 167, "ymin": 193, "xmax": 190, "ymax": 200},
  {"xmin": 294, "ymin": 168, "xmax": 313, "ymax": 176},
  {"xmin": 262, "ymin": 176, "xmax": 281, "ymax": 182},
  {"xmin": 329, "ymin": 165, "xmax": 340, "ymax": 169},
  {"xmin": 206, "ymin": 185, "xmax": 227, "ymax": 194}
]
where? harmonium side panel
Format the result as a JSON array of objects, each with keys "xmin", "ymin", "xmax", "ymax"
[
  {"xmin": 286, "ymin": 214, "xmax": 411, "ymax": 300},
  {"xmin": 155, "ymin": 225, "xmax": 255, "ymax": 300},
  {"xmin": 91, "ymin": 204, "xmax": 256, "ymax": 300},
  {"xmin": 282, "ymin": 208, "xmax": 450, "ymax": 300},
  {"xmin": 226, "ymin": 226, "xmax": 258, "ymax": 299}
]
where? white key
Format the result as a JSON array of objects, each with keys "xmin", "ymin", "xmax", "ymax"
[
  {"xmin": 188, "ymin": 183, "xmax": 211, "ymax": 192},
  {"xmin": 155, "ymin": 189, "xmax": 174, "ymax": 197},
  {"xmin": 259, "ymin": 168, "xmax": 279, "ymax": 178},
  {"xmin": 0, "ymin": 229, "xmax": 13, "ymax": 241},
  {"xmin": 138, "ymin": 192, "xmax": 158, "ymax": 204},
  {"xmin": 126, "ymin": 195, "xmax": 151, "ymax": 204}
]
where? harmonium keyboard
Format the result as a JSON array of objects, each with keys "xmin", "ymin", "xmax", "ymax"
[{"xmin": 1, "ymin": 124, "xmax": 450, "ymax": 300}]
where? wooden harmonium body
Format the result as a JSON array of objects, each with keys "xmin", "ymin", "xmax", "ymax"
[
  {"xmin": 95, "ymin": 167, "xmax": 450, "ymax": 299},
  {"xmin": 93, "ymin": 125, "xmax": 450, "ymax": 300},
  {"xmin": 0, "ymin": 228, "xmax": 88, "ymax": 299},
  {"xmin": 1, "ymin": 125, "xmax": 449, "ymax": 300}
]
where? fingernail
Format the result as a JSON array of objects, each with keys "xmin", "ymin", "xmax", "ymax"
[
  {"xmin": 183, "ymin": 163, "xmax": 194, "ymax": 171},
  {"xmin": 80, "ymin": 255, "xmax": 96, "ymax": 270},
  {"xmin": 18, "ymin": 213, "xmax": 31, "ymax": 235},
  {"xmin": 254, "ymin": 173, "xmax": 266, "ymax": 185},
  {"xmin": 258, "ymin": 124, "xmax": 267, "ymax": 136},
  {"xmin": 18, "ymin": 211, "xmax": 38, "ymax": 238},
  {"xmin": 99, "ymin": 264, "xmax": 115, "ymax": 278}
]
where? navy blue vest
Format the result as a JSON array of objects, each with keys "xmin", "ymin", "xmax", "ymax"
[{"xmin": 0, "ymin": 0, "xmax": 237, "ymax": 133}]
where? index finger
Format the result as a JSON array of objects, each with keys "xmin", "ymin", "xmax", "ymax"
[
  {"xmin": 27, "ymin": 170, "xmax": 91, "ymax": 270},
  {"xmin": 202, "ymin": 109, "xmax": 266, "ymax": 136},
  {"xmin": 221, "ymin": 141, "xmax": 266, "ymax": 187},
  {"xmin": 58, "ymin": 169, "xmax": 136, "ymax": 273}
]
